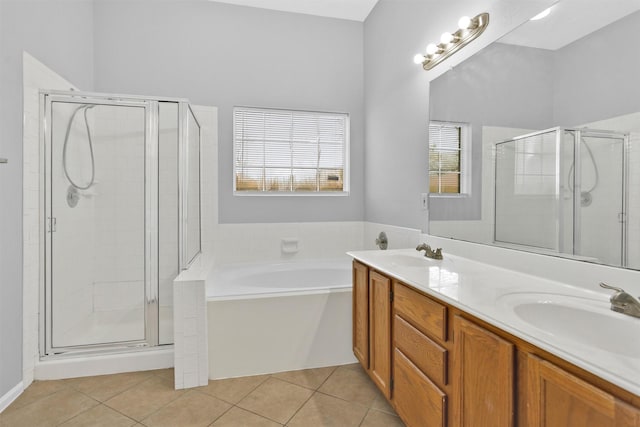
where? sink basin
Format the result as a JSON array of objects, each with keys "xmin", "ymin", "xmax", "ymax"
[
  {"xmin": 387, "ymin": 254, "xmax": 434, "ymax": 268},
  {"xmin": 498, "ymin": 293, "xmax": 640, "ymax": 358}
]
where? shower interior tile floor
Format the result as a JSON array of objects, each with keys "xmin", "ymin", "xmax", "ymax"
[{"xmin": 0, "ymin": 363, "xmax": 405, "ymax": 427}]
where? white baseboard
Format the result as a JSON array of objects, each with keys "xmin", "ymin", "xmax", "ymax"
[{"xmin": 0, "ymin": 381, "xmax": 24, "ymax": 414}]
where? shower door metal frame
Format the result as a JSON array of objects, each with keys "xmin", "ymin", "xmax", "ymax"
[
  {"xmin": 493, "ymin": 126, "xmax": 629, "ymax": 266},
  {"xmin": 572, "ymin": 128, "xmax": 629, "ymax": 267},
  {"xmin": 39, "ymin": 90, "xmax": 193, "ymax": 357},
  {"xmin": 179, "ymin": 103, "xmax": 203, "ymax": 269}
]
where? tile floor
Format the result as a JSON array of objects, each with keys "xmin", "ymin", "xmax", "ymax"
[{"xmin": 0, "ymin": 363, "xmax": 405, "ymax": 426}]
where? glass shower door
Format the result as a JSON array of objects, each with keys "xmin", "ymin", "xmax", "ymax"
[
  {"xmin": 45, "ymin": 97, "xmax": 152, "ymax": 352},
  {"xmin": 494, "ymin": 129, "xmax": 564, "ymax": 250},
  {"xmin": 574, "ymin": 131, "xmax": 626, "ymax": 267}
]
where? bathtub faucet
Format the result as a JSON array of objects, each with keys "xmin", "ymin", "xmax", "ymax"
[{"xmin": 416, "ymin": 243, "xmax": 443, "ymax": 260}]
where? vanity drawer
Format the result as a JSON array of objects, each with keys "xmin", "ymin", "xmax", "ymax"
[
  {"xmin": 394, "ymin": 282, "xmax": 447, "ymax": 342},
  {"xmin": 394, "ymin": 347, "xmax": 447, "ymax": 427},
  {"xmin": 394, "ymin": 314, "xmax": 447, "ymax": 387}
]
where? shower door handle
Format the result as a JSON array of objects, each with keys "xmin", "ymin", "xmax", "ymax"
[
  {"xmin": 47, "ymin": 217, "xmax": 57, "ymax": 233},
  {"xmin": 0, "ymin": 157, "xmax": 7, "ymax": 164}
]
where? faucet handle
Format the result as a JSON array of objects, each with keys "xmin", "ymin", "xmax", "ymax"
[
  {"xmin": 599, "ymin": 282, "xmax": 639, "ymax": 307},
  {"xmin": 600, "ymin": 282, "xmax": 640, "ymax": 318},
  {"xmin": 375, "ymin": 231, "xmax": 388, "ymax": 250},
  {"xmin": 599, "ymin": 282, "xmax": 625, "ymax": 293}
]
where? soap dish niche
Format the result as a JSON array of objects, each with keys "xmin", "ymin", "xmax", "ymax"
[{"xmin": 281, "ymin": 238, "xmax": 299, "ymax": 254}]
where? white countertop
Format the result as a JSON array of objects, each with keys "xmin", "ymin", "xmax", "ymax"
[{"xmin": 347, "ymin": 248, "xmax": 640, "ymax": 397}]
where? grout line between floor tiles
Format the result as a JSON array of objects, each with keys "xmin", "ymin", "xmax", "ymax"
[
  {"xmin": 51, "ymin": 402, "xmax": 104, "ymax": 427},
  {"xmin": 97, "ymin": 402, "xmax": 148, "ymax": 426},
  {"xmin": 10, "ymin": 365, "xmax": 397, "ymax": 427},
  {"xmin": 52, "ymin": 396, "xmax": 102, "ymax": 427},
  {"xmin": 282, "ymin": 388, "xmax": 319, "ymax": 426},
  {"xmin": 225, "ymin": 373, "xmax": 275, "ymax": 406},
  {"xmin": 205, "ymin": 402, "xmax": 235, "ymax": 427},
  {"xmin": 313, "ymin": 389, "xmax": 373, "ymax": 410},
  {"xmin": 67, "ymin": 371, "xmax": 156, "ymax": 403},
  {"xmin": 358, "ymin": 407, "xmax": 373, "ymax": 427},
  {"xmin": 232, "ymin": 404, "xmax": 286, "ymax": 426},
  {"xmin": 7, "ymin": 379, "xmax": 74, "ymax": 413},
  {"xmin": 133, "ymin": 386, "xmax": 191, "ymax": 425},
  {"xmin": 270, "ymin": 370, "xmax": 335, "ymax": 392},
  {"xmin": 5, "ymin": 385, "xmax": 77, "ymax": 420}
]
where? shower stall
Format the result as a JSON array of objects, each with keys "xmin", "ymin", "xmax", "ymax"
[
  {"xmin": 494, "ymin": 127, "xmax": 628, "ymax": 267},
  {"xmin": 40, "ymin": 90, "xmax": 201, "ymax": 357}
]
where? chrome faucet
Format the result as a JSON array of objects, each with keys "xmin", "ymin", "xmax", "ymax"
[
  {"xmin": 599, "ymin": 283, "xmax": 640, "ymax": 318},
  {"xmin": 416, "ymin": 243, "xmax": 443, "ymax": 260},
  {"xmin": 375, "ymin": 232, "xmax": 388, "ymax": 250}
]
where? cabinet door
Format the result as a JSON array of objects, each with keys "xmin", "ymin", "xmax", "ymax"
[
  {"xmin": 369, "ymin": 270, "xmax": 392, "ymax": 398},
  {"xmin": 394, "ymin": 348, "xmax": 446, "ymax": 427},
  {"xmin": 352, "ymin": 261, "xmax": 369, "ymax": 368},
  {"xmin": 452, "ymin": 315, "xmax": 515, "ymax": 427},
  {"xmin": 527, "ymin": 355, "xmax": 640, "ymax": 427}
]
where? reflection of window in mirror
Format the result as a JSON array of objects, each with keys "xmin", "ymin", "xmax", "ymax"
[{"xmin": 428, "ymin": 121, "xmax": 471, "ymax": 196}]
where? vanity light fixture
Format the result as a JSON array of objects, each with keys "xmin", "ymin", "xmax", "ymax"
[{"xmin": 413, "ymin": 12, "xmax": 490, "ymax": 70}]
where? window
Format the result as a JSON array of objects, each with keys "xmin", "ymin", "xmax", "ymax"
[
  {"xmin": 429, "ymin": 121, "xmax": 470, "ymax": 195},
  {"xmin": 233, "ymin": 107, "xmax": 349, "ymax": 194}
]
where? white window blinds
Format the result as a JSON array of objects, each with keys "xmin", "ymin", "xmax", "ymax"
[
  {"xmin": 234, "ymin": 107, "xmax": 349, "ymax": 193},
  {"xmin": 429, "ymin": 121, "xmax": 463, "ymax": 194}
]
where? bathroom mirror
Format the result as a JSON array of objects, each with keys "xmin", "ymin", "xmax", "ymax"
[{"xmin": 428, "ymin": 1, "xmax": 640, "ymax": 270}]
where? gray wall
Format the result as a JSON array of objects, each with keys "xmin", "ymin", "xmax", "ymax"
[
  {"xmin": 429, "ymin": 42, "xmax": 555, "ymax": 220},
  {"xmin": 363, "ymin": 0, "xmax": 432, "ymax": 229},
  {"xmin": 553, "ymin": 10, "xmax": 640, "ymax": 126},
  {"xmin": 362, "ymin": 0, "xmax": 553, "ymax": 229},
  {"xmin": 92, "ymin": 0, "xmax": 364, "ymax": 224},
  {"xmin": 0, "ymin": 0, "xmax": 94, "ymax": 398}
]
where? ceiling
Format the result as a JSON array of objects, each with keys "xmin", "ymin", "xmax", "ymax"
[
  {"xmin": 500, "ymin": 0, "xmax": 640, "ymax": 50},
  {"xmin": 208, "ymin": 0, "xmax": 380, "ymax": 21}
]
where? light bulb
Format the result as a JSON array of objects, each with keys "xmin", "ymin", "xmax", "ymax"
[
  {"xmin": 440, "ymin": 32, "xmax": 454, "ymax": 44},
  {"xmin": 458, "ymin": 16, "xmax": 471, "ymax": 30},
  {"xmin": 426, "ymin": 44, "xmax": 439, "ymax": 55},
  {"xmin": 413, "ymin": 54, "xmax": 424, "ymax": 64}
]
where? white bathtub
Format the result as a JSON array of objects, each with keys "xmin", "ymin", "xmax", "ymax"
[{"xmin": 206, "ymin": 257, "xmax": 357, "ymax": 379}]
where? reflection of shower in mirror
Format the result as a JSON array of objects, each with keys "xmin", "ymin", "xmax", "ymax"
[
  {"xmin": 62, "ymin": 104, "xmax": 96, "ymax": 207},
  {"xmin": 568, "ymin": 138, "xmax": 599, "ymax": 207},
  {"xmin": 494, "ymin": 127, "xmax": 628, "ymax": 267}
]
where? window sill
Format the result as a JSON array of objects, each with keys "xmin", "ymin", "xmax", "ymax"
[
  {"xmin": 233, "ymin": 191, "xmax": 350, "ymax": 197},
  {"xmin": 429, "ymin": 193, "xmax": 471, "ymax": 199}
]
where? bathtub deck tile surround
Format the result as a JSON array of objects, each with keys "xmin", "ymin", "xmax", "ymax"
[
  {"xmin": 174, "ymin": 260, "xmax": 211, "ymax": 389},
  {"xmin": 0, "ymin": 364, "xmax": 404, "ymax": 426}
]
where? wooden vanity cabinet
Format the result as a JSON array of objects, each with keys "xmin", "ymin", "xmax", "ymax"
[
  {"xmin": 351, "ymin": 261, "xmax": 640, "ymax": 427},
  {"xmin": 452, "ymin": 315, "xmax": 515, "ymax": 427},
  {"xmin": 393, "ymin": 282, "xmax": 448, "ymax": 427},
  {"xmin": 368, "ymin": 270, "xmax": 392, "ymax": 398},
  {"xmin": 352, "ymin": 260, "xmax": 369, "ymax": 367},
  {"xmin": 525, "ymin": 355, "xmax": 640, "ymax": 427},
  {"xmin": 351, "ymin": 261, "xmax": 392, "ymax": 398}
]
